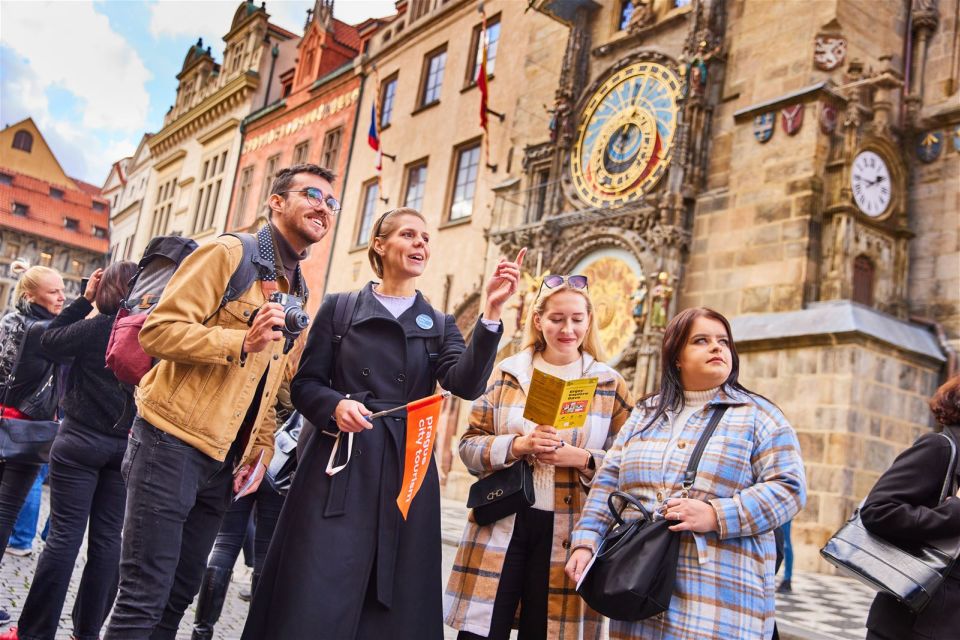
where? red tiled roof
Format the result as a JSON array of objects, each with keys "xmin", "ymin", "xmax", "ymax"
[
  {"xmin": 0, "ymin": 168, "xmax": 109, "ymax": 253},
  {"xmin": 332, "ymin": 19, "xmax": 361, "ymax": 52}
]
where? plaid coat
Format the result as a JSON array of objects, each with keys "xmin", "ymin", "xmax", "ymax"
[
  {"xmin": 571, "ymin": 386, "xmax": 806, "ymax": 640},
  {"xmin": 444, "ymin": 349, "xmax": 633, "ymax": 639}
]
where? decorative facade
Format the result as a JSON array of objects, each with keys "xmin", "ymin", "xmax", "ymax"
[
  {"xmin": 226, "ymin": 0, "xmax": 368, "ymax": 316},
  {"xmin": 485, "ymin": 0, "xmax": 959, "ymax": 571},
  {"xmin": 102, "ymin": 134, "xmax": 153, "ymax": 263},
  {"xmin": 0, "ymin": 118, "xmax": 110, "ymax": 311},
  {"xmin": 128, "ymin": 0, "xmax": 297, "ymax": 259}
]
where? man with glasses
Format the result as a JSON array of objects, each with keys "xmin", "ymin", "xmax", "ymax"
[{"xmin": 105, "ymin": 164, "xmax": 337, "ymax": 639}]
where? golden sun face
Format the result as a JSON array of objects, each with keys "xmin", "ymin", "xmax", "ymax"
[
  {"xmin": 578, "ymin": 256, "xmax": 640, "ymax": 362},
  {"xmin": 571, "ymin": 61, "xmax": 681, "ymax": 208}
]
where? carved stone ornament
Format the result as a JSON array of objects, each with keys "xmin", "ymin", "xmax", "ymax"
[
  {"xmin": 814, "ymin": 34, "xmax": 847, "ymax": 71},
  {"xmin": 953, "ymin": 124, "xmax": 960, "ymax": 154},
  {"xmin": 916, "ymin": 131, "xmax": 944, "ymax": 163},
  {"xmin": 820, "ymin": 103, "xmax": 839, "ymax": 134},
  {"xmin": 781, "ymin": 104, "xmax": 804, "ymax": 135},
  {"xmin": 753, "ymin": 112, "xmax": 774, "ymax": 143}
]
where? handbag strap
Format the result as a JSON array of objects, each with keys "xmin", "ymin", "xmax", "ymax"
[
  {"xmin": 681, "ymin": 404, "xmax": 730, "ymax": 492},
  {"xmin": 937, "ymin": 431, "xmax": 958, "ymax": 504}
]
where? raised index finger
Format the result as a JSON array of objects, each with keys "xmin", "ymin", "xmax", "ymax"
[{"xmin": 515, "ymin": 248, "xmax": 527, "ymax": 268}]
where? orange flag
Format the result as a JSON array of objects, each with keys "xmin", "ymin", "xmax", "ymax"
[{"xmin": 396, "ymin": 393, "xmax": 445, "ymax": 520}]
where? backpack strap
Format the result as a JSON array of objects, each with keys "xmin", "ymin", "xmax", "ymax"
[
  {"xmin": 331, "ymin": 291, "xmax": 360, "ymax": 363},
  {"xmin": 201, "ymin": 232, "xmax": 269, "ymax": 324}
]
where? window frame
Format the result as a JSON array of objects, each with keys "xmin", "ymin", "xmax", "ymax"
[
  {"xmin": 192, "ymin": 148, "xmax": 229, "ymax": 234},
  {"xmin": 50, "ymin": 187, "xmax": 64, "ymax": 200},
  {"xmin": 63, "ymin": 217, "xmax": 80, "ymax": 231},
  {"xmin": 293, "ymin": 140, "xmax": 311, "ymax": 165},
  {"xmin": 446, "ymin": 138, "xmax": 482, "ymax": 223},
  {"xmin": 12, "ymin": 202, "xmax": 29, "ymax": 217},
  {"xmin": 258, "ymin": 153, "xmax": 282, "ymax": 215},
  {"xmin": 379, "ymin": 73, "xmax": 399, "ymax": 129},
  {"xmin": 235, "ymin": 166, "xmax": 255, "ymax": 228},
  {"xmin": 402, "ymin": 159, "xmax": 429, "ymax": 211},
  {"xmin": 417, "ymin": 45, "xmax": 448, "ymax": 110},
  {"xmin": 465, "ymin": 14, "xmax": 501, "ymax": 87},
  {"xmin": 355, "ymin": 178, "xmax": 381, "ymax": 247},
  {"xmin": 12, "ymin": 130, "xmax": 33, "ymax": 152},
  {"xmin": 320, "ymin": 127, "xmax": 343, "ymax": 171}
]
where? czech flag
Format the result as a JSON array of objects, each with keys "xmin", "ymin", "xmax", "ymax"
[{"xmin": 368, "ymin": 102, "xmax": 382, "ymax": 171}]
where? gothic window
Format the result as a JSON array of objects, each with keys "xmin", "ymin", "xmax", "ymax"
[
  {"xmin": 852, "ymin": 255, "xmax": 875, "ymax": 307},
  {"xmin": 12, "ymin": 130, "xmax": 32, "ymax": 152}
]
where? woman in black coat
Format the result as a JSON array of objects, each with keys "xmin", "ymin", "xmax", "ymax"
[
  {"xmin": 861, "ymin": 374, "xmax": 960, "ymax": 640},
  {"xmin": 0, "ymin": 264, "xmax": 64, "ymax": 623},
  {"xmin": 243, "ymin": 208, "xmax": 525, "ymax": 640},
  {"xmin": 2, "ymin": 261, "xmax": 137, "ymax": 640}
]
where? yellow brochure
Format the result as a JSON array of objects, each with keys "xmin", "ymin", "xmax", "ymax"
[{"xmin": 523, "ymin": 368, "xmax": 599, "ymax": 429}]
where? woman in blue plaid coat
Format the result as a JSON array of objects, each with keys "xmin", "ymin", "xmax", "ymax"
[{"xmin": 566, "ymin": 307, "xmax": 806, "ymax": 639}]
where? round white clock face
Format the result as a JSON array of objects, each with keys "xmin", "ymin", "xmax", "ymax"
[{"xmin": 851, "ymin": 150, "xmax": 892, "ymax": 217}]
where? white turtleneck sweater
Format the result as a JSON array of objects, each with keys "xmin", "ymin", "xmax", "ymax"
[
  {"xmin": 530, "ymin": 353, "xmax": 586, "ymax": 512},
  {"xmin": 660, "ymin": 387, "xmax": 719, "ymax": 489}
]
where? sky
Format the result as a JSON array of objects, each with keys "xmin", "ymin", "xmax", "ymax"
[{"xmin": 0, "ymin": 0, "xmax": 395, "ymax": 186}]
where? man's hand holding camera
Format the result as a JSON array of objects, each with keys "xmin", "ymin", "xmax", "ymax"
[{"xmin": 242, "ymin": 302, "xmax": 286, "ymax": 354}]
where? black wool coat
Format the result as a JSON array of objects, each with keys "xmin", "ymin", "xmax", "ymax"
[
  {"xmin": 0, "ymin": 303, "xmax": 58, "ymax": 418},
  {"xmin": 243, "ymin": 283, "xmax": 501, "ymax": 640},
  {"xmin": 861, "ymin": 428, "xmax": 960, "ymax": 640}
]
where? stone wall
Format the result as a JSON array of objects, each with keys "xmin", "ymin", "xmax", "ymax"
[{"xmin": 739, "ymin": 339, "xmax": 942, "ymax": 572}]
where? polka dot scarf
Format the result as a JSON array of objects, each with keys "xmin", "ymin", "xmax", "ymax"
[{"xmin": 257, "ymin": 224, "xmax": 303, "ymax": 297}]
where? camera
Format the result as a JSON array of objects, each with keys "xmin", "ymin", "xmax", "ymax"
[{"xmin": 270, "ymin": 292, "xmax": 310, "ymax": 340}]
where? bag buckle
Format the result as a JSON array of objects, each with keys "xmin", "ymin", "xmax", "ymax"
[{"xmin": 487, "ymin": 489, "xmax": 504, "ymax": 501}]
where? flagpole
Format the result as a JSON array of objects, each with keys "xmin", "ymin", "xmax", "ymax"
[{"xmin": 477, "ymin": 2, "xmax": 495, "ymax": 171}]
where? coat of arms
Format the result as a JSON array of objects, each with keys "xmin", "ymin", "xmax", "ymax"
[
  {"xmin": 814, "ymin": 35, "xmax": 847, "ymax": 71},
  {"xmin": 781, "ymin": 104, "xmax": 804, "ymax": 136},
  {"xmin": 753, "ymin": 113, "xmax": 774, "ymax": 143},
  {"xmin": 820, "ymin": 103, "xmax": 838, "ymax": 134},
  {"xmin": 916, "ymin": 131, "xmax": 944, "ymax": 163}
]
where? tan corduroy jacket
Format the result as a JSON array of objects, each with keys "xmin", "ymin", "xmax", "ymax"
[{"xmin": 136, "ymin": 234, "xmax": 295, "ymax": 468}]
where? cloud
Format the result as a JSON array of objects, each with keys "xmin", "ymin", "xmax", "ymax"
[{"xmin": 1, "ymin": 1, "xmax": 151, "ymax": 133}]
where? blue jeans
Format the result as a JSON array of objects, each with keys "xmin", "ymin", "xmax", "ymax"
[
  {"xmin": 9, "ymin": 464, "xmax": 48, "ymax": 550},
  {"xmin": 782, "ymin": 520, "xmax": 794, "ymax": 581}
]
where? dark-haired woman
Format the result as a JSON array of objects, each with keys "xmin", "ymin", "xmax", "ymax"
[
  {"xmin": 861, "ymin": 374, "xmax": 960, "ymax": 640},
  {"xmin": 1, "ymin": 262, "xmax": 137, "ymax": 640},
  {"xmin": 243, "ymin": 208, "xmax": 524, "ymax": 640},
  {"xmin": 565, "ymin": 307, "xmax": 806, "ymax": 640}
]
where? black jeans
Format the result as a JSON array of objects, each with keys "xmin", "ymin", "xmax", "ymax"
[
  {"xmin": 458, "ymin": 507, "xmax": 553, "ymax": 640},
  {"xmin": 17, "ymin": 417, "xmax": 128, "ymax": 640},
  {"xmin": 0, "ymin": 458, "xmax": 42, "ymax": 555},
  {"xmin": 104, "ymin": 416, "xmax": 239, "ymax": 640},
  {"xmin": 208, "ymin": 481, "xmax": 284, "ymax": 578}
]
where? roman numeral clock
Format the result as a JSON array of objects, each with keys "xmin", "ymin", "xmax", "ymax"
[
  {"xmin": 851, "ymin": 150, "xmax": 892, "ymax": 217},
  {"xmin": 570, "ymin": 61, "xmax": 681, "ymax": 207}
]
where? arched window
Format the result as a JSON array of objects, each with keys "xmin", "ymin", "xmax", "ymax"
[
  {"xmin": 852, "ymin": 255, "xmax": 875, "ymax": 306},
  {"xmin": 12, "ymin": 130, "xmax": 33, "ymax": 152}
]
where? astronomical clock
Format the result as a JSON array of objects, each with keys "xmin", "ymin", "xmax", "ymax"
[{"xmin": 570, "ymin": 61, "xmax": 682, "ymax": 208}]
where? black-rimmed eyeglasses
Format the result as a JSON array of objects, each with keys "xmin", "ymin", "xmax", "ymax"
[{"xmin": 278, "ymin": 187, "xmax": 340, "ymax": 214}]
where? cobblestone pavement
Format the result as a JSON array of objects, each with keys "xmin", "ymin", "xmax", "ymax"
[{"xmin": 0, "ymin": 491, "xmax": 868, "ymax": 640}]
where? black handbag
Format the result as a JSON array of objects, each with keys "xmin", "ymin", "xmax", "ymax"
[
  {"xmin": 0, "ymin": 319, "xmax": 60, "ymax": 464},
  {"xmin": 467, "ymin": 459, "xmax": 535, "ymax": 526},
  {"xmin": 266, "ymin": 411, "xmax": 303, "ymax": 495},
  {"xmin": 820, "ymin": 431, "xmax": 960, "ymax": 613},
  {"xmin": 576, "ymin": 405, "xmax": 729, "ymax": 621}
]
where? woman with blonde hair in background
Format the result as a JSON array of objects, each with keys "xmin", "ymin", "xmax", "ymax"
[
  {"xmin": 0, "ymin": 263, "xmax": 65, "ymax": 623},
  {"xmin": 445, "ymin": 274, "xmax": 634, "ymax": 640}
]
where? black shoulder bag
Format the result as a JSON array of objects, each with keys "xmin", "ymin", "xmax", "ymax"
[
  {"xmin": 820, "ymin": 430, "xmax": 960, "ymax": 613},
  {"xmin": 576, "ymin": 404, "xmax": 729, "ymax": 621},
  {"xmin": 0, "ymin": 318, "xmax": 60, "ymax": 464}
]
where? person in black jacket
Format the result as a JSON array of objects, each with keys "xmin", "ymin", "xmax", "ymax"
[
  {"xmin": 0, "ymin": 261, "xmax": 137, "ymax": 640},
  {"xmin": 242, "ymin": 208, "xmax": 524, "ymax": 640},
  {"xmin": 0, "ymin": 264, "xmax": 64, "ymax": 623},
  {"xmin": 861, "ymin": 374, "xmax": 960, "ymax": 640}
]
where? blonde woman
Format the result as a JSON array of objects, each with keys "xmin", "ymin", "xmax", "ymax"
[
  {"xmin": 445, "ymin": 275, "xmax": 634, "ymax": 640},
  {"xmin": 0, "ymin": 264, "xmax": 65, "ymax": 622}
]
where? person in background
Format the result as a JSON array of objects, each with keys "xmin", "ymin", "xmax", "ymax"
[
  {"xmin": 0, "ymin": 262, "xmax": 138, "ymax": 640},
  {"xmin": 445, "ymin": 274, "xmax": 634, "ymax": 639},
  {"xmin": 242, "ymin": 208, "xmax": 523, "ymax": 639},
  {"xmin": 565, "ymin": 307, "xmax": 806, "ymax": 640},
  {"xmin": 861, "ymin": 374, "xmax": 960, "ymax": 640},
  {"xmin": 4, "ymin": 465, "xmax": 49, "ymax": 557},
  {"xmin": 776, "ymin": 520, "xmax": 794, "ymax": 593},
  {"xmin": 0, "ymin": 264, "xmax": 65, "ymax": 624}
]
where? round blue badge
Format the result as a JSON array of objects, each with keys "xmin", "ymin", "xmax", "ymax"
[{"xmin": 415, "ymin": 313, "xmax": 434, "ymax": 330}]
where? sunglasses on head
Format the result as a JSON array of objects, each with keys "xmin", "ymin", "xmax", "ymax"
[
  {"xmin": 538, "ymin": 274, "xmax": 589, "ymax": 297},
  {"xmin": 278, "ymin": 187, "xmax": 340, "ymax": 214}
]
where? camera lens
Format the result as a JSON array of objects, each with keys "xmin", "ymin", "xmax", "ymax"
[{"xmin": 285, "ymin": 308, "xmax": 310, "ymax": 333}]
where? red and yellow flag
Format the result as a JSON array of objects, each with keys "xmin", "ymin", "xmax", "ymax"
[
  {"xmin": 396, "ymin": 393, "xmax": 445, "ymax": 519},
  {"xmin": 477, "ymin": 15, "xmax": 489, "ymax": 132}
]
